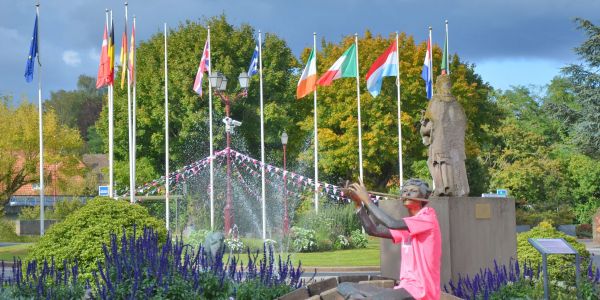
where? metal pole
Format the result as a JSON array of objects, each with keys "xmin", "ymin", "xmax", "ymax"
[
  {"xmin": 125, "ymin": 2, "xmax": 133, "ymax": 204},
  {"xmin": 576, "ymin": 254, "xmax": 581, "ymax": 300},
  {"xmin": 36, "ymin": 2, "xmax": 44, "ymax": 236},
  {"xmin": 543, "ymin": 254, "xmax": 549, "ymax": 300},
  {"xmin": 132, "ymin": 15, "xmax": 137, "ymax": 202},
  {"xmin": 164, "ymin": 23, "xmax": 170, "ymax": 231},
  {"xmin": 108, "ymin": 10, "xmax": 114, "ymax": 198},
  {"xmin": 207, "ymin": 27, "xmax": 214, "ymax": 230},
  {"xmin": 354, "ymin": 34, "xmax": 364, "ymax": 182},
  {"xmin": 313, "ymin": 32, "xmax": 319, "ymax": 214},
  {"xmin": 224, "ymin": 96, "xmax": 232, "ymax": 235},
  {"xmin": 446, "ymin": 20, "xmax": 450, "ymax": 75},
  {"xmin": 259, "ymin": 31, "xmax": 266, "ymax": 240},
  {"xmin": 283, "ymin": 143, "xmax": 288, "ymax": 235},
  {"xmin": 395, "ymin": 32, "xmax": 403, "ymax": 187}
]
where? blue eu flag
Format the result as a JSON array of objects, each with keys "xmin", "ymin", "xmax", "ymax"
[
  {"xmin": 247, "ymin": 44, "xmax": 259, "ymax": 77},
  {"xmin": 25, "ymin": 15, "xmax": 39, "ymax": 83}
]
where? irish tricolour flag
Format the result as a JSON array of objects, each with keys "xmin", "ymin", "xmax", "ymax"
[
  {"xmin": 317, "ymin": 44, "xmax": 357, "ymax": 86},
  {"xmin": 365, "ymin": 41, "xmax": 398, "ymax": 97},
  {"xmin": 296, "ymin": 48, "xmax": 317, "ymax": 99}
]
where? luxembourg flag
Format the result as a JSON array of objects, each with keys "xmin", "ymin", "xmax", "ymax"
[
  {"xmin": 365, "ymin": 41, "xmax": 398, "ymax": 97},
  {"xmin": 193, "ymin": 39, "xmax": 210, "ymax": 96},
  {"xmin": 421, "ymin": 32, "xmax": 433, "ymax": 99}
]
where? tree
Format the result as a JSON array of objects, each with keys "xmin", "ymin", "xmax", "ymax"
[
  {"xmin": 559, "ymin": 19, "xmax": 600, "ymax": 158},
  {"xmin": 44, "ymin": 75, "xmax": 105, "ymax": 153},
  {"xmin": 298, "ymin": 31, "xmax": 497, "ymax": 192},
  {"xmin": 96, "ymin": 15, "xmax": 302, "ymax": 191},
  {"xmin": 0, "ymin": 97, "xmax": 84, "ymax": 209}
]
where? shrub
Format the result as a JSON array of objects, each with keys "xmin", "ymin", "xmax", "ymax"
[
  {"xmin": 517, "ymin": 221, "xmax": 589, "ymax": 284},
  {"xmin": 26, "ymin": 197, "xmax": 166, "ymax": 279},
  {"xmin": 0, "ymin": 219, "xmax": 20, "ymax": 242},
  {"xmin": 290, "ymin": 227, "xmax": 316, "ymax": 252},
  {"xmin": 18, "ymin": 205, "xmax": 54, "ymax": 220},
  {"xmin": 294, "ymin": 203, "xmax": 362, "ymax": 251},
  {"xmin": 52, "ymin": 198, "xmax": 84, "ymax": 220},
  {"xmin": 349, "ymin": 229, "xmax": 369, "ymax": 249},
  {"xmin": 185, "ymin": 228, "xmax": 212, "ymax": 248},
  {"xmin": 333, "ymin": 235, "xmax": 350, "ymax": 250},
  {"xmin": 225, "ymin": 236, "xmax": 245, "ymax": 253},
  {"xmin": 577, "ymin": 224, "xmax": 593, "ymax": 238},
  {"xmin": 516, "ymin": 206, "xmax": 576, "ymax": 227}
]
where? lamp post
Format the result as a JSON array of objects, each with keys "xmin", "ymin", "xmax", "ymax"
[
  {"xmin": 209, "ymin": 71, "xmax": 249, "ymax": 235},
  {"xmin": 281, "ymin": 131, "xmax": 289, "ymax": 235}
]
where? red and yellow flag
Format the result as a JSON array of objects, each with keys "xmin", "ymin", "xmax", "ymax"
[
  {"xmin": 129, "ymin": 21, "xmax": 136, "ymax": 84},
  {"xmin": 108, "ymin": 20, "xmax": 115, "ymax": 85}
]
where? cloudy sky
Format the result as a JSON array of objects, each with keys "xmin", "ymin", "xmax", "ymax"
[{"xmin": 1, "ymin": 0, "xmax": 598, "ymax": 102}]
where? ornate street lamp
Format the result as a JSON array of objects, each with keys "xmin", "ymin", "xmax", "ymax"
[{"xmin": 209, "ymin": 71, "xmax": 250, "ymax": 235}]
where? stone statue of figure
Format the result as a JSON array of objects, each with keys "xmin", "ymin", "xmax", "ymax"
[
  {"xmin": 420, "ymin": 74, "xmax": 469, "ymax": 197},
  {"xmin": 203, "ymin": 231, "xmax": 225, "ymax": 264}
]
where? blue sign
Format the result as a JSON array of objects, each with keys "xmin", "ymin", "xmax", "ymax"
[
  {"xmin": 496, "ymin": 189, "xmax": 508, "ymax": 197},
  {"xmin": 98, "ymin": 186, "xmax": 109, "ymax": 197}
]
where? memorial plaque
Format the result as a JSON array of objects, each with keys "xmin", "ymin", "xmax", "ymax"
[
  {"xmin": 475, "ymin": 203, "xmax": 491, "ymax": 219},
  {"xmin": 529, "ymin": 238, "xmax": 577, "ymax": 255}
]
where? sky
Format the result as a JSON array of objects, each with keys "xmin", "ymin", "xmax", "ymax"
[{"xmin": 1, "ymin": 0, "xmax": 598, "ymax": 103}]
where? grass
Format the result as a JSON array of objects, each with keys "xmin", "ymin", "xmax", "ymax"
[
  {"xmin": 0, "ymin": 243, "xmax": 32, "ymax": 261},
  {"xmin": 227, "ymin": 237, "xmax": 381, "ymax": 267}
]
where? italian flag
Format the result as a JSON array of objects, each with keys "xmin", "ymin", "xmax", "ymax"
[
  {"xmin": 296, "ymin": 48, "xmax": 317, "ymax": 99},
  {"xmin": 317, "ymin": 44, "xmax": 357, "ymax": 86}
]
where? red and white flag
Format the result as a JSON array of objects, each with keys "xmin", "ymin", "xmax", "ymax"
[
  {"xmin": 96, "ymin": 24, "xmax": 110, "ymax": 89},
  {"xmin": 193, "ymin": 40, "xmax": 210, "ymax": 96}
]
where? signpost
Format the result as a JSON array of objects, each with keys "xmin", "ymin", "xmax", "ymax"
[
  {"xmin": 98, "ymin": 186, "xmax": 109, "ymax": 197},
  {"xmin": 528, "ymin": 238, "xmax": 580, "ymax": 300}
]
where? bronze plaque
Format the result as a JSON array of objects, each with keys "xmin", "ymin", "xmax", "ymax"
[{"xmin": 475, "ymin": 203, "xmax": 491, "ymax": 219}]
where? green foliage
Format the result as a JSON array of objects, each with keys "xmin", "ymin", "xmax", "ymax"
[
  {"xmin": 290, "ymin": 227, "xmax": 316, "ymax": 252},
  {"xmin": 51, "ymin": 199, "xmax": 84, "ymax": 220},
  {"xmin": 0, "ymin": 219, "xmax": 20, "ymax": 242},
  {"xmin": 0, "ymin": 99, "xmax": 84, "ymax": 209},
  {"xmin": 333, "ymin": 235, "xmax": 350, "ymax": 250},
  {"xmin": 18, "ymin": 206, "xmax": 52, "ymax": 220},
  {"xmin": 517, "ymin": 221, "xmax": 589, "ymax": 284},
  {"xmin": 294, "ymin": 203, "xmax": 362, "ymax": 251},
  {"xmin": 349, "ymin": 229, "xmax": 368, "ymax": 249},
  {"xmin": 235, "ymin": 279, "xmax": 293, "ymax": 300},
  {"xmin": 516, "ymin": 206, "xmax": 576, "ymax": 227},
  {"xmin": 26, "ymin": 197, "xmax": 166, "ymax": 279},
  {"xmin": 489, "ymin": 278, "xmax": 597, "ymax": 300},
  {"xmin": 560, "ymin": 19, "xmax": 600, "ymax": 158}
]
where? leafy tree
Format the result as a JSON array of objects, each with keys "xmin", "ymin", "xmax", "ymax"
[
  {"xmin": 559, "ymin": 19, "xmax": 600, "ymax": 158},
  {"xmin": 0, "ymin": 97, "xmax": 84, "ymax": 209},
  {"xmin": 44, "ymin": 75, "xmax": 105, "ymax": 153},
  {"xmin": 298, "ymin": 31, "xmax": 497, "ymax": 191},
  {"xmin": 96, "ymin": 15, "xmax": 301, "ymax": 192}
]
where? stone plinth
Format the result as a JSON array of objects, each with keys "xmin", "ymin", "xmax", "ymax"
[
  {"xmin": 380, "ymin": 196, "xmax": 516, "ymax": 287},
  {"xmin": 593, "ymin": 208, "xmax": 600, "ymax": 244}
]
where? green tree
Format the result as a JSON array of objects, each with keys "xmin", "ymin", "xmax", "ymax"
[
  {"xmin": 44, "ymin": 75, "xmax": 105, "ymax": 153},
  {"xmin": 559, "ymin": 19, "xmax": 600, "ymax": 158},
  {"xmin": 96, "ymin": 15, "xmax": 301, "ymax": 192},
  {"xmin": 0, "ymin": 97, "xmax": 84, "ymax": 209},
  {"xmin": 298, "ymin": 31, "xmax": 496, "ymax": 192}
]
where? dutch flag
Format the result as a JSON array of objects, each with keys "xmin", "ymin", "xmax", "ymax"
[{"xmin": 421, "ymin": 32, "xmax": 433, "ymax": 100}]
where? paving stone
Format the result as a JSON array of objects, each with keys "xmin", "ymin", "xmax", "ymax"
[
  {"xmin": 307, "ymin": 277, "xmax": 338, "ymax": 296},
  {"xmin": 337, "ymin": 275, "xmax": 369, "ymax": 283},
  {"xmin": 277, "ymin": 286, "xmax": 310, "ymax": 300},
  {"xmin": 320, "ymin": 287, "xmax": 344, "ymax": 300}
]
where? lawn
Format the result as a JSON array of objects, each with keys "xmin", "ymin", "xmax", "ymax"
[{"xmin": 0, "ymin": 243, "xmax": 32, "ymax": 261}]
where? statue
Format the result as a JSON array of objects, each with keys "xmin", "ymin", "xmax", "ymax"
[
  {"xmin": 203, "ymin": 231, "xmax": 225, "ymax": 263},
  {"xmin": 420, "ymin": 74, "xmax": 469, "ymax": 196}
]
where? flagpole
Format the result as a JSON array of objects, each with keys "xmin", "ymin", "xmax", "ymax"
[
  {"xmin": 164, "ymin": 23, "xmax": 170, "ymax": 231},
  {"xmin": 207, "ymin": 26, "xmax": 215, "ymax": 230},
  {"xmin": 395, "ymin": 32, "xmax": 403, "ymax": 187},
  {"xmin": 125, "ymin": 2, "xmax": 133, "ymax": 204},
  {"xmin": 313, "ymin": 32, "xmax": 319, "ymax": 214},
  {"xmin": 108, "ymin": 11, "xmax": 114, "ymax": 199},
  {"xmin": 36, "ymin": 1, "xmax": 45, "ymax": 236},
  {"xmin": 354, "ymin": 33, "xmax": 364, "ymax": 182},
  {"xmin": 132, "ymin": 15, "xmax": 137, "ymax": 203},
  {"xmin": 258, "ymin": 30, "xmax": 266, "ymax": 240},
  {"xmin": 429, "ymin": 26, "xmax": 434, "ymax": 95},
  {"xmin": 446, "ymin": 20, "xmax": 450, "ymax": 75}
]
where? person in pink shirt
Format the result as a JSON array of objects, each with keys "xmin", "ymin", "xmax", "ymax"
[{"xmin": 338, "ymin": 179, "xmax": 442, "ymax": 300}]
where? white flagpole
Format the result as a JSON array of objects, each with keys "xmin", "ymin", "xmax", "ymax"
[
  {"xmin": 108, "ymin": 10, "xmax": 114, "ymax": 198},
  {"xmin": 125, "ymin": 3, "xmax": 133, "ymax": 204},
  {"xmin": 36, "ymin": 2, "xmax": 44, "ymax": 236},
  {"xmin": 259, "ymin": 30, "xmax": 267, "ymax": 240},
  {"xmin": 313, "ymin": 32, "xmax": 319, "ymax": 214},
  {"xmin": 354, "ymin": 33, "xmax": 364, "ymax": 182},
  {"xmin": 395, "ymin": 32, "xmax": 403, "ymax": 187},
  {"xmin": 446, "ymin": 20, "xmax": 450, "ymax": 75},
  {"xmin": 207, "ymin": 26, "xmax": 215, "ymax": 230},
  {"xmin": 429, "ymin": 26, "xmax": 434, "ymax": 95},
  {"xmin": 132, "ymin": 15, "xmax": 137, "ymax": 202},
  {"xmin": 164, "ymin": 23, "xmax": 170, "ymax": 231}
]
